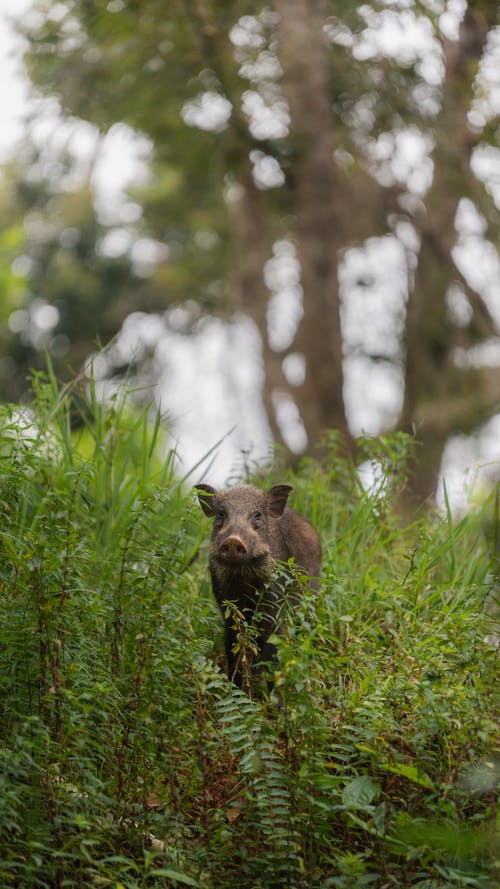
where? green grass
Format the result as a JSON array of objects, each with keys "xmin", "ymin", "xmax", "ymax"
[{"xmin": 0, "ymin": 375, "xmax": 498, "ymax": 888}]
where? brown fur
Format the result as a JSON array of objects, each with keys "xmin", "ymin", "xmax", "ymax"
[{"xmin": 195, "ymin": 483, "xmax": 321, "ymax": 689}]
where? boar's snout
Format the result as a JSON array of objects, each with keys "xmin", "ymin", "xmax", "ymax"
[{"xmin": 218, "ymin": 535, "xmax": 248, "ymax": 562}]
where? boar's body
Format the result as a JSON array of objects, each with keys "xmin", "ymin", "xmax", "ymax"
[{"xmin": 196, "ymin": 483, "xmax": 321, "ymax": 688}]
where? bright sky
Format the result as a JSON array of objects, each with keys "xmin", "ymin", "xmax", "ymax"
[{"xmin": 0, "ymin": 1, "xmax": 33, "ymax": 160}]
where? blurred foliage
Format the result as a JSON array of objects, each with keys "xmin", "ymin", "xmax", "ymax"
[
  {"xmin": 0, "ymin": 0, "xmax": 498, "ymax": 500},
  {"xmin": 0, "ymin": 145, "xmax": 169, "ymax": 402}
]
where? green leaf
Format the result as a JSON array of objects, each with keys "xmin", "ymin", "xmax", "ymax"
[
  {"xmin": 342, "ymin": 776, "xmax": 380, "ymax": 809},
  {"xmin": 150, "ymin": 870, "xmax": 199, "ymax": 887},
  {"xmin": 379, "ymin": 761, "xmax": 434, "ymax": 789}
]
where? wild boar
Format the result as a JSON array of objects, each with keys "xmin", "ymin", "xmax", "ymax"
[{"xmin": 195, "ymin": 483, "xmax": 321, "ymax": 689}]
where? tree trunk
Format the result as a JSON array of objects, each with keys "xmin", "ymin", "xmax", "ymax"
[
  {"xmin": 274, "ymin": 0, "xmax": 352, "ymax": 456},
  {"xmin": 401, "ymin": 3, "xmax": 497, "ymax": 508},
  {"xmin": 228, "ymin": 173, "xmax": 291, "ymax": 451}
]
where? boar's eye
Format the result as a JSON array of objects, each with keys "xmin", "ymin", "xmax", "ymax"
[
  {"xmin": 216, "ymin": 508, "xmax": 225, "ymax": 521},
  {"xmin": 253, "ymin": 510, "xmax": 263, "ymax": 521}
]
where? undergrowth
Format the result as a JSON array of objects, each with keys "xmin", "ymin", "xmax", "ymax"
[{"xmin": 0, "ymin": 375, "xmax": 497, "ymax": 888}]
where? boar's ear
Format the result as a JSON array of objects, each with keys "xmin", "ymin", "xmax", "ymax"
[
  {"xmin": 194, "ymin": 484, "xmax": 218, "ymax": 517},
  {"xmin": 267, "ymin": 484, "xmax": 293, "ymax": 517}
]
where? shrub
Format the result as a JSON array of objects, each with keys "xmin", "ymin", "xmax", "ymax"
[{"xmin": 0, "ymin": 376, "xmax": 497, "ymax": 887}]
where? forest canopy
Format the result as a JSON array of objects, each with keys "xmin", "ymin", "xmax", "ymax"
[{"xmin": 0, "ymin": 0, "xmax": 499, "ymax": 506}]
